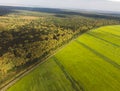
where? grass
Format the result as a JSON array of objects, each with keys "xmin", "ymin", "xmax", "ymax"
[
  {"xmin": 7, "ymin": 25, "xmax": 120, "ymax": 91},
  {"xmin": 8, "ymin": 59, "xmax": 75, "ymax": 91}
]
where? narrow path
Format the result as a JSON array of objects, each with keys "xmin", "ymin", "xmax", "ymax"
[
  {"xmin": 75, "ymin": 40, "xmax": 120, "ymax": 70},
  {"xmin": 53, "ymin": 56, "xmax": 85, "ymax": 91},
  {"xmin": 86, "ymin": 33, "xmax": 120, "ymax": 47}
]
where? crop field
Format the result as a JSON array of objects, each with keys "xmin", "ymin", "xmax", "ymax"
[{"xmin": 7, "ymin": 25, "xmax": 120, "ymax": 91}]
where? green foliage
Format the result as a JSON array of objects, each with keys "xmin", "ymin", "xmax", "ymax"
[{"xmin": 8, "ymin": 25, "xmax": 120, "ymax": 91}]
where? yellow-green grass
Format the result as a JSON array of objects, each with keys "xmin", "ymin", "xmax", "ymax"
[
  {"xmin": 7, "ymin": 25, "xmax": 120, "ymax": 91},
  {"xmin": 8, "ymin": 59, "xmax": 75, "ymax": 91}
]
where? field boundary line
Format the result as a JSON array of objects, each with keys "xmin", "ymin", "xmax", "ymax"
[
  {"xmin": 106, "ymin": 27, "xmax": 120, "ymax": 32},
  {"xmin": 53, "ymin": 56, "xmax": 85, "ymax": 91},
  {"xmin": 86, "ymin": 33, "xmax": 120, "ymax": 47},
  {"xmin": 75, "ymin": 40, "xmax": 120, "ymax": 70},
  {"xmin": 97, "ymin": 30, "xmax": 120, "ymax": 38}
]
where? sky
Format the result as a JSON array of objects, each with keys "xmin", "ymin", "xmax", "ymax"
[{"xmin": 0, "ymin": 0, "xmax": 120, "ymax": 12}]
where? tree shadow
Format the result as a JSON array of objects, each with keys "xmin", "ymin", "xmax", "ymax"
[{"xmin": 0, "ymin": 24, "xmax": 47, "ymax": 57}]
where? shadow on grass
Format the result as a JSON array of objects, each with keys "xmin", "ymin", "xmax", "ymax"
[{"xmin": 75, "ymin": 40, "xmax": 120, "ymax": 70}]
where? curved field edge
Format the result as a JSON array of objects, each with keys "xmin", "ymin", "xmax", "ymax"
[{"xmin": 7, "ymin": 25, "xmax": 120, "ymax": 91}]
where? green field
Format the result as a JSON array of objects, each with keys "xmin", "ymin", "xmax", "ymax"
[{"xmin": 7, "ymin": 25, "xmax": 120, "ymax": 91}]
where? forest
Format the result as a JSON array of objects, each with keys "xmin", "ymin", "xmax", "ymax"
[{"xmin": 0, "ymin": 6, "xmax": 120, "ymax": 88}]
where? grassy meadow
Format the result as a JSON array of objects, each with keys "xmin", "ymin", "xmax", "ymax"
[{"xmin": 7, "ymin": 25, "xmax": 120, "ymax": 91}]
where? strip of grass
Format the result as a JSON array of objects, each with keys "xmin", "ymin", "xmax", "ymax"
[
  {"xmin": 53, "ymin": 56, "xmax": 84, "ymax": 91},
  {"xmin": 8, "ymin": 59, "xmax": 75, "ymax": 91},
  {"xmin": 78, "ymin": 31, "xmax": 120, "ymax": 65},
  {"xmin": 95, "ymin": 30, "xmax": 120, "ymax": 39},
  {"xmin": 97, "ymin": 26, "xmax": 120, "ymax": 36},
  {"xmin": 75, "ymin": 40, "xmax": 120, "ymax": 69},
  {"xmin": 87, "ymin": 31, "xmax": 120, "ymax": 46},
  {"xmin": 87, "ymin": 33, "xmax": 120, "ymax": 47}
]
